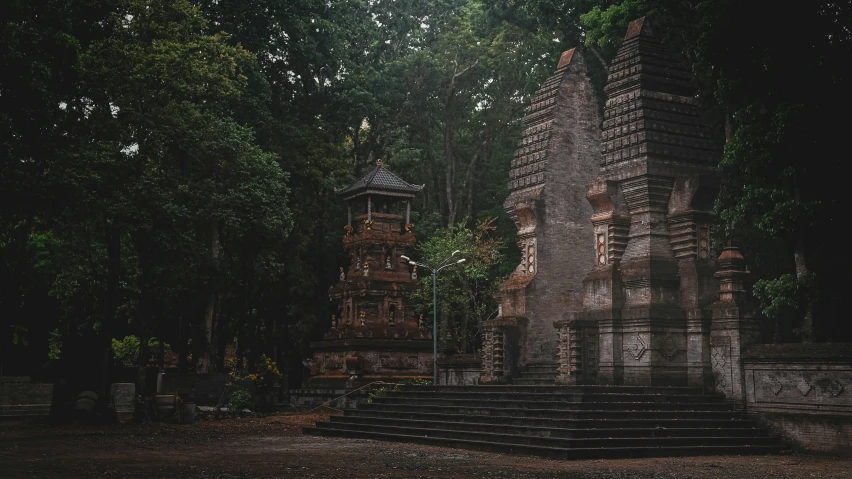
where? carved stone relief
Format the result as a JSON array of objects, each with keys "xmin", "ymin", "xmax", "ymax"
[
  {"xmin": 711, "ymin": 335, "xmax": 732, "ymax": 395},
  {"xmin": 625, "ymin": 335, "xmax": 647, "ymax": 360}
]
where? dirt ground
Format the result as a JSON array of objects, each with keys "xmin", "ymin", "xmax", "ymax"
[{"xmin": 1, "ymin": 412, "xmax": 851, "ymax": 479}]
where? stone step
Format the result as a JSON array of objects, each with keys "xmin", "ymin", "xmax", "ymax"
[
  {"xmin": 402, "ymin": 385, "xmax": 705, "ymax": 395},
  {"xmin": 371, "ymin": 397, "xmax": 734, "ymax": 411},
  {"xmin": 345, "ymin": 409, "xmax": 760, "ymax": 429},
  {"xmin": 329, "ymin": 416, "xmax": 768, "ymax": 438},
  {"xmin": 303, "ymin": 427, "xmax": 786, "ymax": 460},
  {"xmin": 310, "ymin": 385, "xmax": 785, "ymax": 459},
  {"xmin": 358, "ymin": 403, "xmax": 742, "ymax": 419},
  {"xmin": 512, "ymin": 373, "xmax": 556, "ymax": 381},
  {"xmin": 0, "ymin": 404, "xmax": 51, "ymax": 418},
  {"xmin": 512, "ymin": 378, "xmax": 556, "ymax": 385},
  {"xmin": 526, "ymin": 364, "xmax": 558, "ymax": 372},
  {"xmin": 312, "ymin": 421, "xmax": 780, "ymax": 449},
  {"xmin": 384, "ymin": 391, "xmax": 725, "ymax": 403},
  {"xmin": 0, "ymin": 377, "xmax": 32, "ymax": 386}
]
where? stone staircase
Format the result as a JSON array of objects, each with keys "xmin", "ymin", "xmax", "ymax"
[
  {"xmin": 305, "ymin": 385, "xmax": 787, "ymax": 459},
  {"xmin": 512, "ymin": 364, "xmax": 558, "ymax": 385}
]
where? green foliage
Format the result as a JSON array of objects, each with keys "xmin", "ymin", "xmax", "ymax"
[
  {"xmin": 111, "ymin": 336, "xmax": 170, "ymax": 368},
  {"xmin": 413, "ymin": 218, "xmax": 506, "ymax": 353},
  {"xmin": 581, "ymin": 0, "xmax": 650, "ymax": 57},
  {"xmin": 752, "ymin": 274, "xmax": 815, "ymax": 321},
  {"xmin": 6, "ymin": 0, "xmax": 851, "ymax": 380},
  {"xmin": 227, "ymin": 387, "xmax": 253, "ymax": 413},
  {"xmin": 249, "ymin": 354, "xmax": 283, "ymax": 390}
]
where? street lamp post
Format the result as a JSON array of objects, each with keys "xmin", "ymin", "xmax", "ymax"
[{"xmin": 401, "ymin": 251, "xmax": 466, "ymax": 385}]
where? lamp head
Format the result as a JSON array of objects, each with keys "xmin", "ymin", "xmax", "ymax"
[
  {"xmin": 409, "ymin": 261, "xmax": 416, "ymax": 266},
  {"xmin": 457, "ymin": 258, "xmax": 466, "ymax": 264},
  {"xmin": 400, "ymin": 255, "xmax": 410, "ymax": 261}
]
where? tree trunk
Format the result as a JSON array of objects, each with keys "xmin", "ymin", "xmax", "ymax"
[
  {"xmin": 177, "ymin": 314, "xmax": 187, "ymax": 374},
  {"xmin": 136, "ymin": 333, "xmax": 150, "ymax": 399},
  {"xmin": 200, "ymin": 222, "xmax": 220, "ymax": 373},
  {"xmin": 102, "ymin": 225, "xmax": 121, "ymax": 397},
  {"xmin": 792, "ymin": 185, "xmax": 814, "ymax": 342},
  {"xmin": 794, "ymin": 237, "xmax": 814, "ymax": 343},
  {"xmin": 443, "ymin": 117, "xmax": 457, "ymax": 228},
  {"xmin": 773, "ymin": 315, "xmax": 783, "ymax": 344},
  {"xmin": 724, "ymin": 110, "xmax": 735, "ymax": 143}
]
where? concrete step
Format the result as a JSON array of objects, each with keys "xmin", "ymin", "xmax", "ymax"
[
  {"xmin": 358, "ymin": 403, "xmax": 743, "ymax": 419},
  {"xmin": 345, "ymin": 409, "xmax": 760, "ymax": 429},
  {"xmin": 308, "ymin": 385, "xmax": 785, "ymax": 459},
  {"xmin": 329, "ymin": 416, "xmax": 768, "ymax": 438},
  {"xmin": 0, "ymin": 377, "xmax": 32, "ymax": 386},
  {"xmin": 303, "ymin": 427, "xmax": 786, "ymax": 460},
  {"xmin": 384, "ymin": 391, "xmax": 726, "ymax": 403},
  {"xmin": 516, "ymin": 372, "xmax": 559, "ymax": 378},
  {"xmin": 402, "ymin": 385, "xmax": 705, "ymax": 395},
  {"xmin": 526, "ymin": 364, "xmax": 558, "ymax": 372},
  {"xmin": 312, "ymin": 421, "xmax": 780, "ymax": 449},
  {"xmin": 370, "ymin": 397, "xmax": 735, "ymax": 411},
  {"xmin": 513, "ymin": 378, "xmax": 555, "ymax": 385}
]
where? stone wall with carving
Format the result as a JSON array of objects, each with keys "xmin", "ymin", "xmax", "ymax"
[
  {"xmin": 742, "ymin": 343, "xmax": 852, "ymax": 455},
  {"xmin": 438, "ymin": 354, "xmax": 481, "ymax": 386}
]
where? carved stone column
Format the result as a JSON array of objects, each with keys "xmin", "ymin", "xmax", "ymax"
[
  {"xmin": 554, "ymin": 315, "xmax": 598, "ymax": 384},
  {"xmin": 710, "ymin": 245, "xmax": 760, "ymax": 405},
  {"xmin": 479, "ymin": 317, "xmax": 525, "ymax": 384}
]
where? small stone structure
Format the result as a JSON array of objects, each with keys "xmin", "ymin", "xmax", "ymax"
[
  {"xmin": 438, "ymin": 353, "xmax": 481, "ymax": 386},
  {"xmin": 483, "ymin": 48, "xmax": 600, "ymax": 383},
  {"xmin": 303, "ymin": 161, "xmax": 432, "ymax": 390},
  {"xmin": 0, "ymin": 376, "xmax": 53, "ymax": 418}
]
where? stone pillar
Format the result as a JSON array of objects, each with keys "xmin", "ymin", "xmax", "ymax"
[
  {"xmin": 554, "ymin": 316, "xmax": 599, "ymax": 384},
  {"xmin": 582, "ymin": 180, "xmax": 627, "ymax": 385},
  {"xmin": 709, "ymin": 245, "xmax": 760, "ymax": 405},
  {"xmin": 479, "ymin": 317, "xmax": 525, "ymax": 384}
]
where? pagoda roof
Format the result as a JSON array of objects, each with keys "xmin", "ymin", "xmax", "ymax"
[{"xmin": 336, "ymin": 160, "xmax": 424, "ymax": 200}]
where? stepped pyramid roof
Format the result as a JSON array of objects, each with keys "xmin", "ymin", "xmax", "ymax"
[
  {"xmin": 601, "ymin": 16, "xmax": 719, "ymax": 169},
  {"xmin": 336, "ymin": 160, "xmax": 424, "ymax": 200}
]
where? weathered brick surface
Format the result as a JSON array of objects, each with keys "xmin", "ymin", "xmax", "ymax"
[
  {"xmin": 0, "ymin": 378, "xmax": 53, "ymax": 405},
  {"xmin": 494, "ymin": 48, "xmax": 600, "ymax": 373},
  {"xmin": 742, "ymin": 344, "xmax": 852, "ymax": 455}
]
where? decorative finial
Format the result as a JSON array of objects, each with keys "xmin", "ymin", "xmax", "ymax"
[
  {"xmin": 624, "ymin": 17, "xmax": 653, "ymax": 40},
  {"xmin": 557, "ymin": 48, "xmax": 576, "ymax": 70}
]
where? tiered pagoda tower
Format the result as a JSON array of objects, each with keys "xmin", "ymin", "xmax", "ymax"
[
  {"xmin": 305, "ymin": 161, "xmax": 432, "ymax": 388},
  {"xmin": 570, "ymin": 17, "xmax": 722, "ymax": 387}
]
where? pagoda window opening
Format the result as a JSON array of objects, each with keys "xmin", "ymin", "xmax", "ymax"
[{"xmin": 388, "ymin": 305, "xmax": 397, "ymax": 326}]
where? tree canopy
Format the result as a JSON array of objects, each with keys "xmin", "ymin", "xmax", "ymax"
[{"xmin": 2, "ymin": 0, "xmax": 851, "ymax": 395}]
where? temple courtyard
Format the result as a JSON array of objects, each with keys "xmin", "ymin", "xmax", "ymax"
[{"xmin": 1, "ymin": 413, "xmax": 850, "ymax": 478}]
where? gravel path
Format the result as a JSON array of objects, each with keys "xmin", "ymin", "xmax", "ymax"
[{"xmin": 1, "ymin": 413, "xmax": 850, "ymax": 478}]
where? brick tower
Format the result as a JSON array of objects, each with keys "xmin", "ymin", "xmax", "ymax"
[
  {"xmin": 481, "ymin": 48, "xmax": 601, "ymax": 383},
  {"xmin": 574, "ymin": 17, "xmax": 721, "ymax": 387}
]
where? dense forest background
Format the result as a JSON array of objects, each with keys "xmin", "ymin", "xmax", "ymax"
[{"xmin": 2, "ymin": 0, "xmax": 851, "ymax": 390}]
